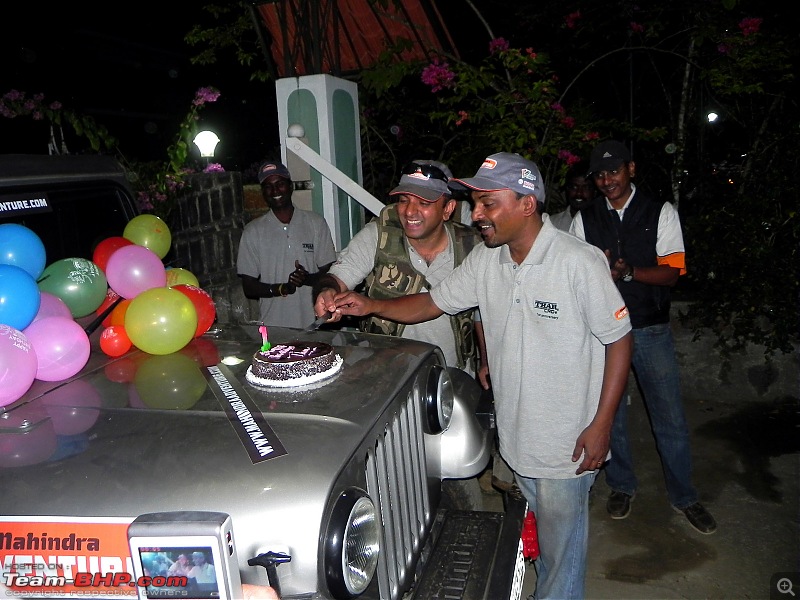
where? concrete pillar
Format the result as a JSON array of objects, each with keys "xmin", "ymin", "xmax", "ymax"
[{"xmin": 275, "ymin": 75, "xmax": 365, "ymax": 250}]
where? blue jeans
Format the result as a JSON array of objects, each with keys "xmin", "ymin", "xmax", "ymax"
[
  {"xmin": 605, "ymin": 322, "xmax": 698, "ymax": 508},
  {"xmin": 515, "ymin": 473, "xmax": 595, "ymax": 600}
]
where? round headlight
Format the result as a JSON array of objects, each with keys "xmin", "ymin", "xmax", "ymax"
[
  {"xmin": 324, "ymin": 489, "xmax": 379, "ymax": 598},
  {"xmin": 424, "ymin": 364, "xmax": 454, "ymax": 434}
]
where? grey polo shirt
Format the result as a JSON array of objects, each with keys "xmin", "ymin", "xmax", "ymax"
[
  {"xmin": 431, "ymin": 219, "xmax": 631, "ymax": 479},
  {"xmin": 237, "ymin": 209, "xmax": 337, "ymax": 329}
]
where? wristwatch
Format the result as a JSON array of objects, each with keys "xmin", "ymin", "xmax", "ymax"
[{"xmin": 622, "ymin": 266, "xmax": 634, "ymax": 282}]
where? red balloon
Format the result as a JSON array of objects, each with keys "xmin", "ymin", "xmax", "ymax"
[
  {"xmin": 100, "ymin": 325, "xmax": 132, "ymax": 357},
  {"xmin": 92, "ymin": 236, "xmax": 134, "ymax": 273},
  {"xmin": 173, "ymin": 284, "xmax": 216, "ymax": 338},
  {"xmin": 104, "ymin": 358, "xmax": 138, "ymax": 384},
  {"xmin": 96, "ymin": 288, "xmax": 122, "ymax": 327}
]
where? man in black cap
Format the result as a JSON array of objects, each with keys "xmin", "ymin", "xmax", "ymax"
[
  {"xmin": 237, "ymin": 160, "xmax": 336, "ymax": 328},
  {"xmin": 570, "ymin": 140, "xmax": 717, "ymax": 535}
]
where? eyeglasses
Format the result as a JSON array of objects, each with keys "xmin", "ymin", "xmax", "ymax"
[{"xmin": 401, "ymin": 163, "xmax": 449, "ymax": 183}]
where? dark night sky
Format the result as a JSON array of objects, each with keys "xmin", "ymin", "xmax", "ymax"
[
  {"xmin": 4, "ymin": 5, "xmax": 280, "ymax": 171},
  {"xmin": 3, "ymin": 2, "xmax": 507, "ymax": 172}
]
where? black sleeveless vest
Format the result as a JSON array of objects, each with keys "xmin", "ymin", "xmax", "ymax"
[{"xmin": 580, "ymin": 191, "xmax": 673, "ymax": 328}]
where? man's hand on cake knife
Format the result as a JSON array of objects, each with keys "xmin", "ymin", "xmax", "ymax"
[{"xmin": 302, "ymin": 311, "xmax": 333, "ymax": 333}]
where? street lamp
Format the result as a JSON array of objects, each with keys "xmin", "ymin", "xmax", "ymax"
[{"xmin": 193, "ymin": 130, "xmax": 220, "ymax": 163}]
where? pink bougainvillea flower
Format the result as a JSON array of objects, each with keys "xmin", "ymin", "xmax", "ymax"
[
  {"xmin": 630, "ymin": 21, "xmax": 645, "ymax": 33},
  {"xmin": 455, "ymin": 110, "xmax": 469, "ymax": 126},
  {"xmin": 193, "ymin": 86, "xmax": 221, "ymax": 106},
  {"xmin": 421, "ymin": 60, "xmax": 456, "ymax": 93},
  {"xmin": 558, "ymin": 150, "xmax": 581, "ymax": 166},
  {"xmin": 739, "ymin": 17, "xmax": 762, "ymax": 37},
  {"xmin": 489, "ymin": 37, "xmax": 510, "ymax": 54},
  {"xmin": 565, "ymin": 10, "xmax": 581, "ymax": 29}
]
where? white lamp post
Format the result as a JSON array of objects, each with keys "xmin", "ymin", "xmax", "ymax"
[{"xmin": 193, "ymin": 130, "xmax": 220, "ymax": 164}]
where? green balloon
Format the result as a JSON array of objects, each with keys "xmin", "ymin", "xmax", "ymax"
[
  {"xmin": 133, "ymin": 353, "xmax": 206, "ymax": 410},
  {"xmin": 125, "ymin": 287, "xmax": 197, "ymax": 355},
  {"xmin": 38, "ymin": 258, "xmax": 108, "ymax": 318},
  {"xmin": 124, "ymin": 214, "xmax": 172, "ymax": 260}
]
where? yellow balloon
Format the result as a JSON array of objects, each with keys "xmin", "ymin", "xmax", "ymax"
[
  {"xmin": 124, "ymin": 287, "xmax": 197, "ymax": 355},
  {"xmin": 134, "ymin": 353, "xmax": 206, "ymax": 410},
  {"xmin": 123, "ymin": 214, "xmax": 172, "ymax": 259},
  {"xmin": 166, "ymin": 267, "xmax": 200, "ymax": 288}
]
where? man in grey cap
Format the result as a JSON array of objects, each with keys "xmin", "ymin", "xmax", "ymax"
[
  {"xmin": 313, "ymin": 159, "xmax": 487, "ymax": 383},
  {"xmin": 319, "ymin": 152, "xmax": 633, "ymax": 600}
]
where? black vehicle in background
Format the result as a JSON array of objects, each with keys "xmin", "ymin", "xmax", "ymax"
[{"xmin": 0, "ymin": 154, "xmax": 139, "ymax": 263}]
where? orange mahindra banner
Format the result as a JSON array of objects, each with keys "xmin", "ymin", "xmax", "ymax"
[{"xmin": 0, "ymin": 516, "xmax": 137, "ymax": 598}]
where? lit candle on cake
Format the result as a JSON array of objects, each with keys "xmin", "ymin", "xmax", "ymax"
[{"xmin": 258, "ymin": 323, "xmax": 271, "ymax": 351}]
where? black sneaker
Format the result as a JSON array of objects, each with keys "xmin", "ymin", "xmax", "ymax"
[
  {"xmin": 673, "ymin": 502, "xmax": 717, "ymax": 534},
  {"xmin": 607, "ymin": 491, "xmax": 634, "ymax": 519}
]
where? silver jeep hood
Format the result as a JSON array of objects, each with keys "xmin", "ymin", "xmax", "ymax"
[
  {"xmin": 0, "ymin": 325, "xmax": 490, "ymax": 596},
  {"xmin": 1, "ymin": 325, "xmax": 437, "ymax": 511}
]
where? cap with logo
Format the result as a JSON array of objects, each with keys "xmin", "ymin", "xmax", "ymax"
[
  {"xmin": 258, "ymin": 160, "xmax": 292, "ymax": 184},
  {"xmin": 588, "ymin": 141, "xmax": 631, "ymax": 174},
  {"xmin": 389, "ymin": 160, "xmax": 453, "ymax": 202},
  {"xmin": 448, "ymin": 152, "xmax": 545, "ymax": 200}
]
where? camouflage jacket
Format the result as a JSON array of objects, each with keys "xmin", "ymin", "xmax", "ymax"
[{"xmin": 360, "ymin": 204, "xmax": 479, "ymax": 370}]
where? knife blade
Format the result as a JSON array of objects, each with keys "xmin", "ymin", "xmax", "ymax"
[{"xmin": 302, "ymin": 311, "xmax": 332, "ymax": 333}]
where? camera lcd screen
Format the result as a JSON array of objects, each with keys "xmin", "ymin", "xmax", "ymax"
[{"xmin": 136, "ymin": 546, "xmax": 220, "ymax": 599}]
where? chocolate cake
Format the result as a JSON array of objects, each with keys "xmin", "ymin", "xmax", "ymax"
[{"xmin": 245, "ymin": 341, "xmax": 343, "ymax": 388}]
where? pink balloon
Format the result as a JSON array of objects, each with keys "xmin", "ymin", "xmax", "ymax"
[
  {"xmin": 31, "ymin": 291, "xmax": 73, "ymax": 324},
  {"xmin": 42, "ymin": 379, "xmax": 102, "ymax": 435},
  {"xmin": 24, "ymin": 316, "xmax": 90, "ymax": 382},
  {"xmin": 0, "ymin": 401, "xmax": 57, "ymax": 467},
  {"xmin": 0, "ymin": 325, "xmax": 38, "ymax": 407},
  {"xmin": 105, "ymin": 244, "xmax": 167, "ymax": 299}
]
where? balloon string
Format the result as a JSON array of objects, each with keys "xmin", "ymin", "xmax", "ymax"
[{"xmin": 83, "ymin": 294, "xmax": 123, "ymax": 336}]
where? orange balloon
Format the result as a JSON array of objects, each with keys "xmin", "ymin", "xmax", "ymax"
[{"xmin": 108, "ymin": 298, "xmax": 132, "ymax": 327}]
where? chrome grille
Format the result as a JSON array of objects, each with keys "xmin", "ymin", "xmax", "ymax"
[{"xmin": 366, "ymin": 382, "xmax": 432, "ymax": 600}]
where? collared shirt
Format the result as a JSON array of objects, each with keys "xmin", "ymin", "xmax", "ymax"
[
  {"xmin": 237, "ymin": 208, "xmax": 337, "ymax": 328},
  {"xmin": 431, "ymin": 219, "xmax": 631, "ymax": 478}
]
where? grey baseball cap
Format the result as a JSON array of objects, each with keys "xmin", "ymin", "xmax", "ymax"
[
  {"xmin": 449, "ymin": 152, "xmax": 545, "ymax": 200},
  {"xmin": 389, "ymin": 160, "xmax": 453, "ymax": 202}
]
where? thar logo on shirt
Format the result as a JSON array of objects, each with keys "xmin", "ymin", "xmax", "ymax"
[
  {"xmin": 534, "ymin": 300, "xmax": 559, "ymax": 319},
  {"xmin": 303, "ymin": 243, "xmax": 314, "ymax": 251}
]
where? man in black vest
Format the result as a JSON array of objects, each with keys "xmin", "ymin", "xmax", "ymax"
[{"xmin": 570, "ymin": 140, "xmax": 717, "ymax": 535}]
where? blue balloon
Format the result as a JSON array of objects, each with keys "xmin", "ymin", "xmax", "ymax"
[
  {"xmin": 0, "ymin": 264, "xmax": 40, "ymax": 330},
  {"xmin": 0, "ymin": 223, "xmax": 47, "ymax": 280}
]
